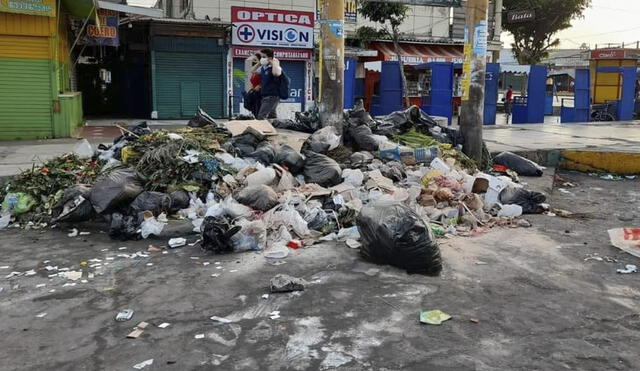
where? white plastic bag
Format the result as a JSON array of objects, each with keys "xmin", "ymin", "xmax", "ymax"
[
  {"xmin": 221, "ymin": 197, "xmax": 253, "ymax": 219},
  {"xmin": 0, "ymin": 212, "xmax": 11, "ymax": 230},
  {"xmin": 246, "ymin": 167, "xmax": 277, "ymax": 187},
  {"xmin": 140, "ymin": 215, "xmax": 166, "ymax": 238},
  {"xmin": 263, "ymin": 203, "xmax": 311, "ymax": 238},
  {"xmin": 337, "ymin": 226, "xmax": 360, "ymax": 241},
  {"xmin": 497, "ymin": 204, "xmax": 523, "ymax": 218},
  {"xmin": 608, "ymin": 228, "xmax": 640, "ymax": 258},
  {"xmin": 311, "ymin": 126, "xmax": 341, "ymax": 151},
  {"xmin": 263, "ymin": 225, "xmax": 292, "ymax": 259},
  {"xmin": 73, "ymin": 139, "xmax": 94, "ymax": 159},
  {"xmin": 342, "ymin": 169, "xmax": 364, "ymax": 187}
]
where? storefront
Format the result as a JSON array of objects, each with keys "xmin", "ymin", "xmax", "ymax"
[
  {"xmin": 114, "ymin": 18, "xmax": 228, "ymax": 120},
  {"xmin": 228, "ymin": 6, "xmax": 314, "ymax": 119},
  {"xmin": 589, "ymin": 48, "xmax": 640, "ymax": 104},
  {"xmin": 364, "ymin": 41, "xmax": 464, "ymax": 114},
  {"xmin": 0, "ymin": 1, "xmax": 82, "ymax": 140}
]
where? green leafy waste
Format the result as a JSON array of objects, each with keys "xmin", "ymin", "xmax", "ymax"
[{"xmin": 394, "ymin": 129, "xmax": 477, "ymax": 171}]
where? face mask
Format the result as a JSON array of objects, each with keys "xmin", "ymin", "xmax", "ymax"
[{"xmin": 260, "ymin": 58, "xmax": 269, "ymax": 66}]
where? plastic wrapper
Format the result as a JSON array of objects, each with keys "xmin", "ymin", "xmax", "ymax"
[
  {"xmin": 90, "ymin": 169, "xmax": 143, "ymax": 214},
  {"xmin": 188, "ymin": 107, "xmax": 217, "ymax": 128},
  {"xmin": 169, "ymin": 190, "xmax": 190, "ymax": 213},
  {"xmin": 1, "ymin": 192, "xmax": 36, "ymax": 216},
  {"xmin": 303, "ymin": 151, "xmax": 342, "ymax": 187},
  {"xmin": 52, "ymin": 185, "xmax": 94, "ymax": 223},
  {"xmin": 357, "ymin": 202, "xmax": 442, "ymax": 275},
  {"xmin": 493, "ymin": 152, "xmax": 544, "ymax": 177},
  {"xmin": 233, "ymin": 185, "xmax": 279, "ymax": 211}
]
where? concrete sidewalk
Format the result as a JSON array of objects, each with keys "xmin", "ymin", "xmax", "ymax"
[
  {"xmin": 2, "ymin": 120, "xmax": 639, "ymax": 178},
  {"xmin": 484, "ymin": 120, "xmax": 640, "ymax": 153}
]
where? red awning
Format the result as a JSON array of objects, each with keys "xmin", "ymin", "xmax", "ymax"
[{"xmin": 367, "ymin": 42, "xmax": 464, "ymax": 65}]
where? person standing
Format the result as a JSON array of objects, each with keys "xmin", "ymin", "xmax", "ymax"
[
  {"xmin": 505, "ymin": 85, "xmax": 513, "ymax": 124},
  {"xmin": 242, "ymin": 53, "xmax": 262, "ymax": 118},
  {"xmin": 257, "ymin": 48, "xmax": 283, "ymax": 119}
]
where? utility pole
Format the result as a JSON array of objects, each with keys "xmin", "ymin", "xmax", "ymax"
[
  {"xmin": 318, "ymin": 0, "xmax": 345, "ymax": 131},
  {"xmin": 459, "ymin": 0, "xmax": 489, "ymax": 163}
]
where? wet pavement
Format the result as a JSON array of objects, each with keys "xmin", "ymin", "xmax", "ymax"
[{"xmin": 1, "ymin": 171, "xmax": 640, "ymax": 370}]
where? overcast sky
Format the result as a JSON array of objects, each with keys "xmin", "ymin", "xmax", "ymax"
[{"xmin": 502, "ymin": 0, "xmax": 640, "ymax": 49}]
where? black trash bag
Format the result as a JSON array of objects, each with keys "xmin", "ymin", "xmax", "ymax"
[
  {"xmin": 188, "ymin": 107, "xmax": 217, "ymax": 128},
  {"xmin": 242, "ymin": 90, "xmax": 262, "ymax": 118},
  {"xmin": 250, "ymin": 142, "xmax": 277, "ymax": 165},
  {"xmin": 113, "ymin": 121, "xmax": 152, "ymax": 144},
  {"xmin": 276, "ymin": 145, "xmax": 305, "ymax": 174},
  {"xmin": 130, "ymin": 191, "xmax": 172, "ymax": 215},
  {"xmin": 304, "ymin": 207, "xmax": 330, "ymax": 231},
  {"xmin": 493, "ymin": 152, "xmax": 544, "ymax": 177},
  {"xmin": 235, "ymin": 113, "xmax": 256, "ymax": 120},
  {"xmin": 109, "ymin": 212, "xmax": 142, "ymax": 241},
  {"xmin": 294, "ymin": 107, "xmax": 322, "ymax": 133},
  {"xmin": 52, "ymin": 185, "xmax": 94, "ymax": 223},
  {"xmin": 303, "ymin": 151, "xmax": 343, "ymax": 187},
  {"xmin": 90, "ymin": 168, "xmax": 143, "ymax": 214},
  {"xmin": 201, "ymin": 216, "xmax": 242, "ymax": 254},
  {"xmin": 372, "ymin": 106, "xmax": 421, "ymax": 136},
  {"xmin": 169, "ymin": 190, "xmax": 190, "ymax": 213},
  {"xmin": 350, "ymin": 151, "xmax": 374, "ymax": 164},
  {"xmin": 271, "ymin": 118, "xmax": 317, "ymax": 133},
  {"xmin": 499, "ymin": 186, "xmax": 547, "ymax": 214},
  {"xmin": 357, "ymin": 202, "xmax": 442, "ymax": 275},
  {"xmin": 233, "ymin": 185, "xmax": 278, "ymax": 211},
  {"xmin": 345, "ymin": 103, "xmax": 377, "ymax": 127},
  {"xmin": 347, "ymin": 125, "xmax": 379, "ymax": 151}
]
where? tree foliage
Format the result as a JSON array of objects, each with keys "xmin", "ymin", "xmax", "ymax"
[
  {"xmin": 503, "ymin": 0, "xmax": 591, "ymax": 64},
  {"xmin": 358, "ymin": 1, "xmax": 411, "ymax": 105}
]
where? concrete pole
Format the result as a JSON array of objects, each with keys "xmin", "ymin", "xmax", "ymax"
[
  {"xmin": 492, "ymin": 0, "xmax": 503, "ymax": 62},
  {"xmin": 459, "ymin": 0, "xmax": 489, "ymax": 163},
  {"xmin": 318, "ymin": 0, "xmax": 345, "ymax": 131}
]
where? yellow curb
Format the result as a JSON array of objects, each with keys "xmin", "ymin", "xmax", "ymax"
[{"xmin": 559, "ymin": 150, "xmax": 640, "ymax": 175}]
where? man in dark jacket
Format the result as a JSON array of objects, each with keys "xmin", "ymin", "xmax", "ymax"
[{"xmin": 256, "ymin": 48, "xmax": 283, "ymax": 119}]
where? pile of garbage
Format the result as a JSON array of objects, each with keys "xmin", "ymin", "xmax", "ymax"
[{"xmin": 0, "ymin": 105, "xmax": 548, "ymax": 275}]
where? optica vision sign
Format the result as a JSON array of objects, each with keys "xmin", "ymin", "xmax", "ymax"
[{"xmin": 231, "ymin": 7, "xmax": 314, "ymax": 49}]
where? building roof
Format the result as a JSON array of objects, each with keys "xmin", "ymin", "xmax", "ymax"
[{"xmin": 122, "ymin": 17, "xmax": 230, "ymax": 27}]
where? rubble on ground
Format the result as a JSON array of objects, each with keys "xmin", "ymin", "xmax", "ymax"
[{"xmin": 0, "ymin": 104, "xmax": 549, "ymax": 275}]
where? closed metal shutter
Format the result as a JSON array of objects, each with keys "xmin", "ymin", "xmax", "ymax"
[
  {"xmin": 0, "ymin": 35, "xmax": 53, "ymax": 140},
  {"xmin": 280, "ymin": 60, "xmax": 306, "ymax": 110},
  {"xmin": 152, "ymin": 36, "xmax": 225, "ymax": 119}
]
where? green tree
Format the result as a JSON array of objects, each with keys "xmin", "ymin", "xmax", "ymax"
[
  {"xmin": 358, "ymin": 1, "xmax": 411, "ymax": 106},
  {"xmin": 503, "ymin": 0, "xmax": 591, "ymax": 64}
]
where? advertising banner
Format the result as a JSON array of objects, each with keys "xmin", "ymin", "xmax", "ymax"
[
  {"xmin": 0, "ymin": 0, "xmax": 56, "ymax": 17},
  {"xmin": 231, "ymin": 6, "xmax": 314, "ymax": 49}
]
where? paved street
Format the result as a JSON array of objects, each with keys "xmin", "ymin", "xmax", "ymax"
[{"xmin": 1, "ymin": 170, "xmax": 639, "ymax": 370}]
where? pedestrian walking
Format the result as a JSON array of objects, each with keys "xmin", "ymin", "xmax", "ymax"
[
  {"xmin": 504, "ymin": 85, "xmax": 513, "ymax": 124},
  {"xmin": 256, "ymin": 48, "xmax": 286, "ymax": 119},
  {"xmin": 242, "ymin": 53, "xmax": 262, "ymax": 118}
]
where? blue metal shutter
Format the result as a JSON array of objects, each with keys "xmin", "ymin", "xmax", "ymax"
[{"xmin": 279, "ymin": 60, "xmax": 305, "ymax": 110}]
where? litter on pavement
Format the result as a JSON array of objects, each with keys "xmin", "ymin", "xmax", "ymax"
[{"xmin": 0, "ymin": 105, "xmax": 551, "ymax": 277}]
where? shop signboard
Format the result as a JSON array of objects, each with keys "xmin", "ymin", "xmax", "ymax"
[
  {"xmin": 363, "ymin": 0, "xmax": 462, "ymax": 7},
  {"xmin": 0, "ymin": 0, "xmax": 56, "ymax": 17},
  {"xmin": 85, "ymin": 8, "xmax": 119, "ymax": 47},
  {"xmin": 231, "ymin": 6, "xmax": 314, "ymax": 49}
]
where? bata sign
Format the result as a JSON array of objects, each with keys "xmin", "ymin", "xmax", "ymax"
[{"xmin": 231, "ymin": 7, "xmax": 314, "ymax": 49}]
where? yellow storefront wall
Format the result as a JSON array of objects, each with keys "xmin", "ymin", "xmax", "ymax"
[{"xmin": 590, "ymin": 59, "xmax": 637, "ymax": 104}]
